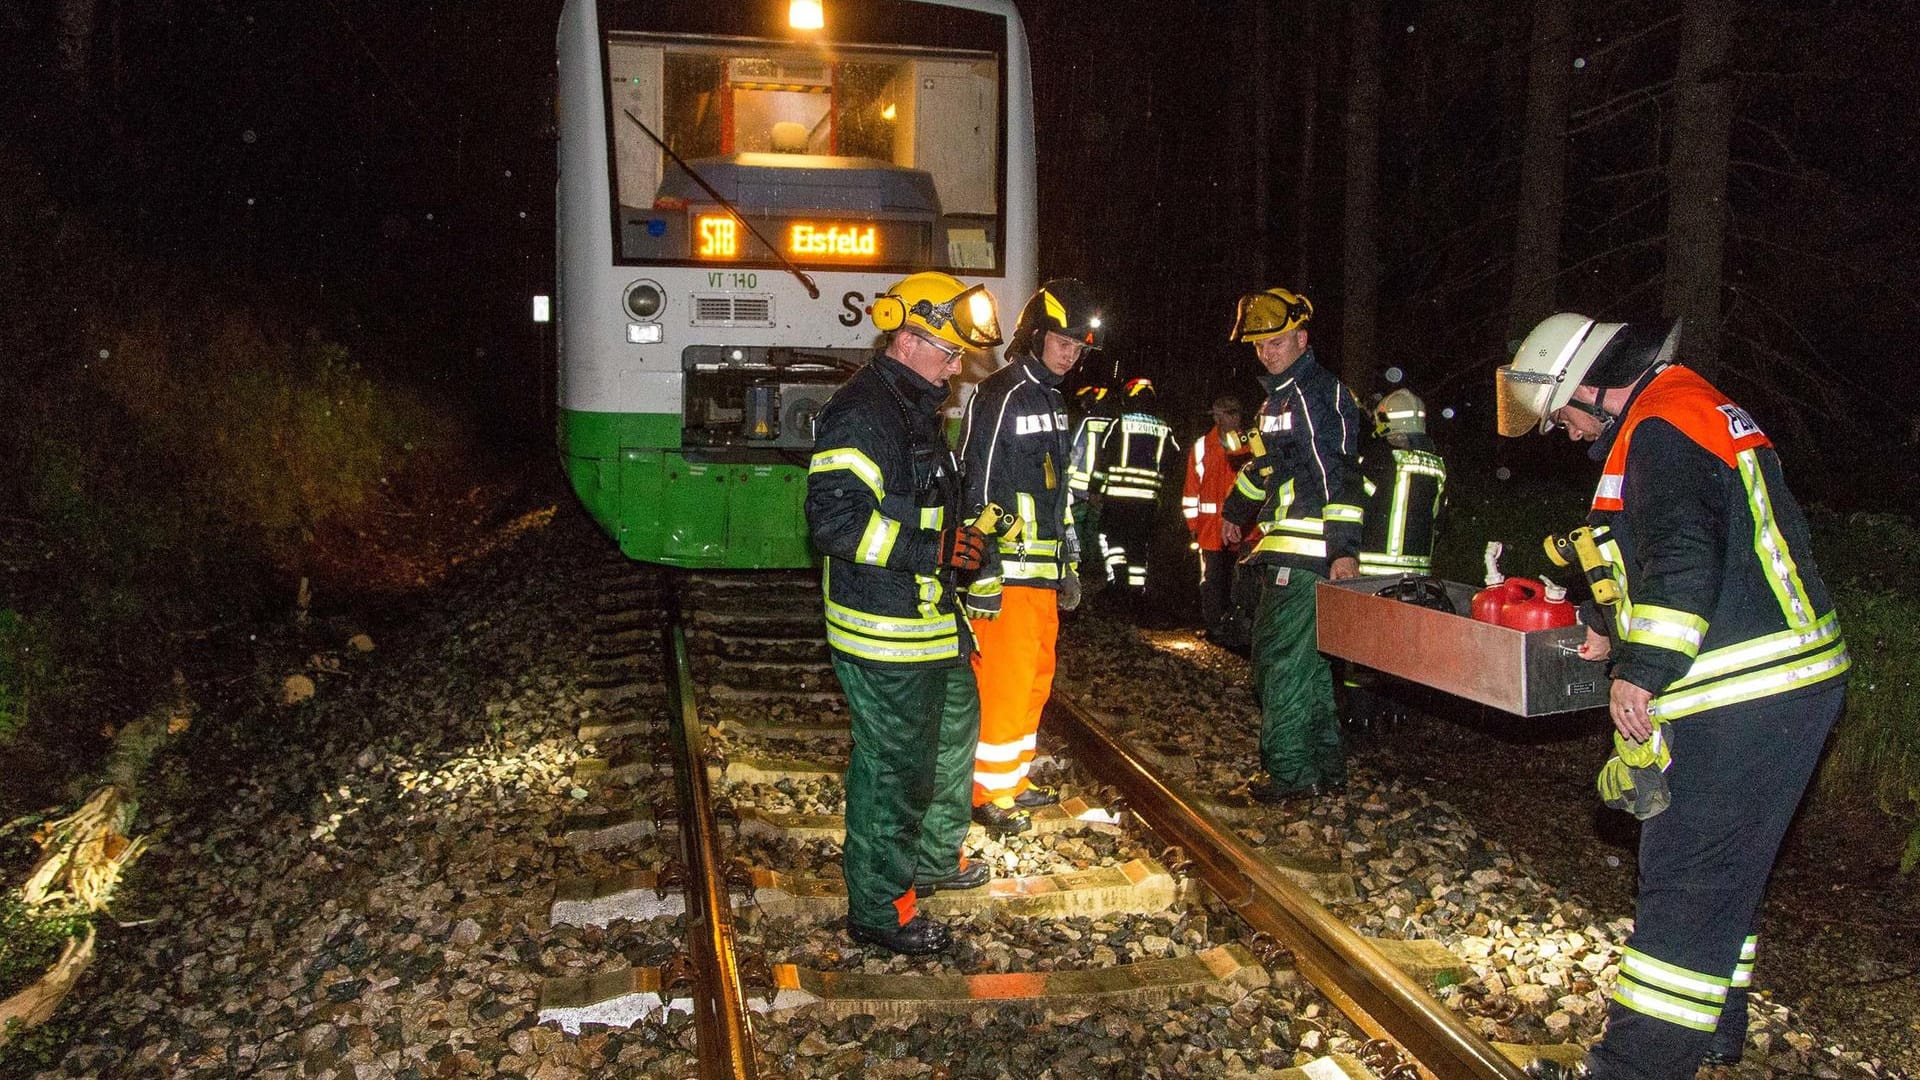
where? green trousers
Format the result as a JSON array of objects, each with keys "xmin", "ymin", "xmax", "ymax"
[
  {"xmin": 1250, "ymin": 568, "xmax": 1345, "ymax": 789},
  {"xmin": 832, "ymin": 659, "xmax": 981, "ymax": 929}
]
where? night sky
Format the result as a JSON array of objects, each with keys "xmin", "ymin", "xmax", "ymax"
[{"xmin": 7, "ymin": 0, "xmax": 1919, "ymax": 499}]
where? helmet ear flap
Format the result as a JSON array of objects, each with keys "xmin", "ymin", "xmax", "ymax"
[{"xmin": 870, "ymin": 294, "xmax": 906, "ymax": 332}]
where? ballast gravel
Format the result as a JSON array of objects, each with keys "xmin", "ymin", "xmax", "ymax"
[{"xmin": 20, "ymin": 509, "xmax": 1886, "ymax": 1079}]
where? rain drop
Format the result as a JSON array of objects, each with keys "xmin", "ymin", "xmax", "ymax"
[{"xmin": 1496, "ymin": 467, "xmax": 1513, "ymax": 481}]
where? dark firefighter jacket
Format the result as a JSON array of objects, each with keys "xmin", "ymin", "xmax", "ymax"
[
  {"xmin": 806, "ymin": 352, "xmax": 971, "ymax": 669},
  {"xmin": 1222, "ymin": 348, "xmax": 1365, "ymax": 574},
  {"xmin": 959, "ymin": 354, "xmax": 1079, "ymax": 608},
  {"xmin": 1356, "ymin": 433, "xmax": 1447, "ymax": 575},
  {"xmin": 1584, "ymin": 364, "xmax": 1849, "ymax": 720}
]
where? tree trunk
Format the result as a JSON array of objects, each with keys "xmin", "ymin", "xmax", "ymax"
[
  {"xmin": 1294, "ymin": 0, "xmax": 1319, "ymax": 286},
  {"xmin": 1507, "ymin": 0, "xmax": 1572, "ymax": 349},
  {"xmin": 1340, "ymin": 0, "xmax": 1383, "ymax": 390},
  {"xmin": 1247, "ymin": 0, "xmax": 1272, "ymax": 286},
  {"xmin": 1662, "ymin": 0, "xmax": 1736, "ymax": 376},
  {"xmin": 52, "ymin": 0, "xmax": 100, "ymax": 104}
]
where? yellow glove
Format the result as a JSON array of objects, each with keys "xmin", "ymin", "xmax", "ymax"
[{"xmin": 1597, "ymin": 720, "xmax": 1672, "ymax": 820}]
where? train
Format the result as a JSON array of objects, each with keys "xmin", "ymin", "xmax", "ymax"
[{"xmin": 555, "ymin": 0, "xmax": 1039, "ymax": 568}]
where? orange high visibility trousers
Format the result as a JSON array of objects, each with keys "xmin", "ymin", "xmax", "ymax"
[{"xmin": 968, "ymin": 584, "xmax": 1058, "ymax": 804}]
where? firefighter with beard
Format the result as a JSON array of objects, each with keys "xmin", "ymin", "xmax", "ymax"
[
  {"xmin": 959, "ymin": 278, "xmax": 1104, "ymax": 835},
  {"xmin": 805, "ymin": 271, "xmax": 1002, "ymax": 956},
  {"xmin": 1498, "ymin": 314, "xmax": 1849, "ymax": 1080}
]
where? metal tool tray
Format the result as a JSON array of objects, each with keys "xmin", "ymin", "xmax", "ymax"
[{"xmin": 1316, "ymin": 575, "xmax": 1608, "ymax": 717}]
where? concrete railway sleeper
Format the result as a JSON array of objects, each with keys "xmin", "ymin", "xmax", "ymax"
[{"xmin": 532, "ymin": 570, "xmax": 1569, "ymax": 1079}]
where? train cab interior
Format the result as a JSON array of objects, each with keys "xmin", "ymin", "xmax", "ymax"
[{"xmin": 608, "ymin": 39, "xmax": 1003, "ymax": 273}]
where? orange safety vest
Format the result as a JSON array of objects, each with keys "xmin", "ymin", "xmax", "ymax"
[{"xmin": 1182, "ymin": 426, "xmax": 1249, "ymax": 551}]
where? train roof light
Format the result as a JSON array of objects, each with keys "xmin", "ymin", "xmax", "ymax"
[{"xmin": 789, "ymin": 0, "xmax": 824, "ymax": 30}]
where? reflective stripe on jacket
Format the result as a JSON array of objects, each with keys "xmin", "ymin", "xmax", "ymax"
[
  {"xmin": 1585, "ymin": 364, "xmax": 1848, "ymax": 720},
  {"xmin": 805, "ymin": 353, "xmax": 969, "ymax": 668}
]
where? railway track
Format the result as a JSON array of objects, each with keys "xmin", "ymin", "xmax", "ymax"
[{"xmin": 533, "ymin": 568, "xmax": 1558, "ymax": 1079}]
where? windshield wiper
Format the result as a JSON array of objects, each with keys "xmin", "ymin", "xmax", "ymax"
[{"xmin": 623, "ymin": 108, "xmax": 821, "ymax": 300}]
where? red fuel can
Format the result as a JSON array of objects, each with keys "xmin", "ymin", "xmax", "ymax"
[{"xmin": 1471, "ymin": 577, "xmax": 1576, "ymax": 631}]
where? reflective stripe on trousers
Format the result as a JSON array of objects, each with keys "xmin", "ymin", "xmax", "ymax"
[
  {"xmin": 1585, "ymin": 682, "xmax": 1843, "ymax": 1079},
  {"xmin": 969, "ymin": 586, "xmax": 1059, "ymax": 803}
]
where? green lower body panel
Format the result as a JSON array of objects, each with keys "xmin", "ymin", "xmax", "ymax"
[{"xmin": 560, "ymin": 409, "xmax": 817, "ymax": 569}]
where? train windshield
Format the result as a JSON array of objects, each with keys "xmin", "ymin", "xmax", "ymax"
[{"xmin": 606, "ymin": 33, "xmax": 1004, "ymax": 273}]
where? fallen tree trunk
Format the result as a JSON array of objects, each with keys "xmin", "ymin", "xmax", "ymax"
[{"xmin": 0, "ymin": 926, "xmax": 95, "ymax": 1048}]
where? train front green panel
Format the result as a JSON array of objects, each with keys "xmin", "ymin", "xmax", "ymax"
[{"xmin": 560, "ymin": 409, "xmax": 817, "ymax": 569}]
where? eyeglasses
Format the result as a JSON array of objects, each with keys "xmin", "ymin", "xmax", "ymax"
[{"xmin": 915, "ymin": 333, "xmax": 964, "ymax": 364}]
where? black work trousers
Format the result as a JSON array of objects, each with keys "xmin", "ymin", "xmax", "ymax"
[
  {"xmin": 1197, "ymin": 548, "xmax": 1235, "ymax": 638},
  {"xmin": 1586, "ymin": 681, "xmax": 1845, "ymax": 1080},
  {"xmin": 1099, "ymin": 495, "xmax": 1158, "ymax": 591}
]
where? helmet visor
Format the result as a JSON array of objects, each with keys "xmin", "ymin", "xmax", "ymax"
[
  {"xmin": 1494, "ymin": 364, "xmax": 1559, "ymax": 437},
  {"xmin": 1229, "ymin": 290, "xmax": 1309, "ymax": 343},
  {"xmin": 912, "ymin": 283, "xmax": 1003, "ymax": 349}
]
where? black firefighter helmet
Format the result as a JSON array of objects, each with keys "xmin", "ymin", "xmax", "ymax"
[{"xmin": 1010, "ymin": 278, "xmax": 1106, "ymax": 359}]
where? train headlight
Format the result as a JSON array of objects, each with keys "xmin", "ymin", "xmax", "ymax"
[
  {"xmin": 627, "ymin": 323, "xmax": 664, "ymax": 344},
  {"xmin": 623, "ymin": 279, "xmax": 665, "ymax": 321}
]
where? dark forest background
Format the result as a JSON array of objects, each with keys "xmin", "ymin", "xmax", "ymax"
[{"xmin": 1, "ymin": 1, "xmax": 1916, "ymax": 842}]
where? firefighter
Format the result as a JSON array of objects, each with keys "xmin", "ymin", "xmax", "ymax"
[
  {"xmin": 1356, "ymin": 389, "xmax": 1447, "ymax": 576},
  {"xmin": 1097, "ymin": 378, "xmax": 1178, "ymax": 595},
  {"xmin": 1345, "ymin": 388, "xmax": 1449, "ymax": 730},
  {"xmin": 1183, "ymin": 394, "xmax": 1252, "ymax": 647},
  {"xmin": 804, "ymin": 271, "xmax": 1003, "ymax": 955},
  {"xmin": 1218, "ymin": 287, "xmax": 1366, "ymax": 804},
  {"xmin": 960, "ymin": 278, "xmax": 1104, "ymax": 835},
  {"xmin": 1067, "ymin": 384, "xmax": 1117, "ymax": 588},
  {"xmin": 1498, "ymin": 314, "xmax": 1850, "ymax": 1080}
]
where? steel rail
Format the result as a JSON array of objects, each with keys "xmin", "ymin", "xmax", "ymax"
[
  {"xmin": 1050, "ymin": 697, "xmax": 1529, "ymax": 1080},
  {"xmin": 661, "ymin": 576, "xmax": 760, "ymax": 1079}
]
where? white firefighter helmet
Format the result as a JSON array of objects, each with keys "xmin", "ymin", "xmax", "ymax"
[
  {"xmin": 1496, "ymin": 314, "xmax": 1682, "ymax": 436},
  {"xmin": 1495, "ymin": 313, "xmax": 1628, "ymax": 437},
  {"xmin": 1375, "ymin": 389, "xmax": 1427, "ymax": 437}
]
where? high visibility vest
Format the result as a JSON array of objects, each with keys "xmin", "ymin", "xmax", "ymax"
[
  {"xmin": 1183, "ymin": 426, "xmax": 1249, "ymax": 551},
  {"xmin": 1356, "ymin": 445, "xmax": 1447, "ymax": 575}
]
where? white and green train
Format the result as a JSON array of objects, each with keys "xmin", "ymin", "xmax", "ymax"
[{"xmin": 556, "ymin": 0, "xmax": 1038, "ymax": 567}]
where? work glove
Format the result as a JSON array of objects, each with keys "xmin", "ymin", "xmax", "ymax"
[
  {"xmin": 1058, "ymin": 568, "xmax": 1082, "ymax": 611},
  {"xmin": 963, "ymin": 576, "xmax": 1002, "ymax": 621},
  {"xmin": 1596, "ymin": 719, "xmax": 1671, "ymax": 820},
  {"xmin": 936, "ymin": 525, "xmax": 987, "ymax": 571}
]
